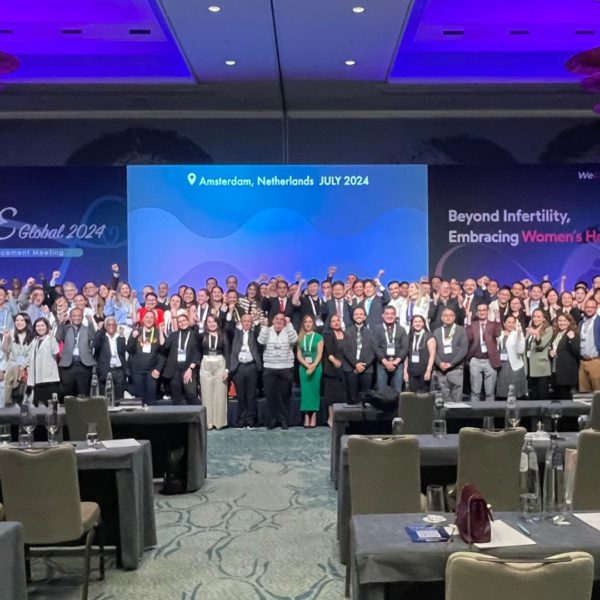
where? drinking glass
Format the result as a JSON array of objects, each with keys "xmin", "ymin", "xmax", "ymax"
[
  {"xmin": 549, "ymin": 401, "xmax": 563, "ymax": 434},
  {"xmin": 86, "ymin": 422, "xmax": 100, "ymax": 448},
  {"xmin": 578, "ymin": 415, "xmax": 590, "ymax": 431},
  {"xmin": 482, "ymin": 416, "xmax": 495, "ymax": 431},
  {"xmin": 20, "ymin": 404, "xmax": 37, "ymax": 448},
  {"xmin": 45, "ymin": 409, "xmax": 61, "ymax": 446},
  {"xmin": 432, "ymin": 419, "xmax": 447, "ymax": 438},
  {"xmin": 505, "ymin": 405, "xmax": 520, "ymax": 429},
  {"xmin": 520, "ymin": 491, "xmax": 541, "ymax": 522},
  {"xmin": 0, "ymin": 424, "xmax": 11, "ymax": 446},
  {"xmin": 424, "ymin": 485, "xmax": 446, "ymax": 524}
]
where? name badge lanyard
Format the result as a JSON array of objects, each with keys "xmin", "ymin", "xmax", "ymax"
[
  {"xmin": 442, "ymin": 324, "xmax": 456, "ymax": 346},
  {"xmin": 178, "ymin": 331, "xmax": 190, "ymax": 356},
  {"xmin": 142, "ymin": 328, "xmax": 155, "ymax": 345},
  {"xmin": 302, "ymin": 332, "xmax": 315, "ymax": 356},
  {"xmin": 198, "ymin": 305, "xmax": 209, "ymax": 328},
  {"xmin": 209, "ymin": 334, "xmax": 218, "ymax": 352},
  {"xmin": 412, "ymin": 331, "xmax": 424, "ymax": 353},
  {"xmin": 386, "ymin": 324, "xmax": 396, "ymax": 346}
]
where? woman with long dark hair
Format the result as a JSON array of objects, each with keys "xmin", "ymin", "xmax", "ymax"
[
  {"xmin": 26, "ymin": 317, "xmax": 60, "ymax": 406},
  {"xmin": 2, "ymin": 312, "xmax": 34, "ymax": 405}
]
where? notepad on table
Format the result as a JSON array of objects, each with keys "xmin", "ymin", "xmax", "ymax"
[
  {"xmin": 474, "ymin": 520, "xmax": 536, "ymax": 549},
  {"xmin": 445, "ymin": 402, "xmax": 471, "ymax": 409},
  {"xmin": 575, "ymin": 513, "xmax": 600, "ymax": 532},
  {"xmin": 101, "ymin": 439, "xmax": 140, "ymax": 449}
]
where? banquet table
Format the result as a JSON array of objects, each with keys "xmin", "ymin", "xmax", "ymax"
[
  {"xmin": 0, "ymin": 440, "xmax": 156, "ymax": 570},
  {"xmin": 350, "ymin": 512, "xmax": 600, "ymax": 600},
  {"xmin": 0, "ymin": 404, "xmax": 207, "ymax": 493},
  {"xmin": 337, "ymin": 432, "xmax": 579, "ymax": 566},
  {"xmin": 330, "ymin": 400, "xmax": 590, "ymax": 485},
  {"xmin": 0, "ymin": 522, "xmax": 27, "ymax": 600}
]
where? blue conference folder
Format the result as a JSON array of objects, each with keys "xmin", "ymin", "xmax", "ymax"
[{"xmin": 405, "ymin": 525, "xmax": 451, "ymax": 543}]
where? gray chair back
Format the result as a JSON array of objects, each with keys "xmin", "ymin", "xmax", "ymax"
[
  {"xmin": 0, "ymin": 445, "xmax": 83, "ymax": 544},
  {"xmin": 573, "ymin": 429, "xmax": 600, "ymax": 510},
  {"xmin": 348, "ymin": 435, "xmax": 421, "ymax": 515},
  {"xmin": 398, "ymin": 392, "xmax": 435, "ymax": 434},
  {"xmin": 589, "ymin": 392, "xmax": 600, "ymax": 430},
  {"xmin": 457, "ymin": 427, "xmax": 525, "ymax": 511},
  {"xmin": 64, "ymin": 396, "xmax": 113, "ymax": 441}
]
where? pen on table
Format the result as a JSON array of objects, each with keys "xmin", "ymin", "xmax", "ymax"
[{"xmin": 516, "ymin": 523, "xmax": 532, "ymax": 537}]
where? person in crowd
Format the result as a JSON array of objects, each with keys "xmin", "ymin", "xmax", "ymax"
[
  {"xmin": 545, "ymin": 288, "xmax": 561, "ymax": 322},
  {"xmin": 0, "ymin": 286, "xmax": 17, "ymax": 334},
  {"xmin": 205, "ymin": 277, "xmax": 217, "ymax": 293},
  {"xmin": 549, "ymin": 313, "xmax": 580, "ymax": 400},
  {"xmin": 373, "ymin": 305, "xmax": 408, "ymax": 392},
  {"xmin": 230, "ymin": 313, "xmax": 262, "ymax": 428},
  {"xmin": 156, "ymin": 281, "xmax": 170, "ymax": 310},
  {"xmin": 525, "ymin": 308, "xmax": 553, "ymax": 399},
  {"xmin": 360, "ymin": 276, "xmax": 390, "ymax": 329},
  {"xmin": 466, "ymin": 303, "xmax": 502, "ymax": 402},
  {"xmin": 342, "ymin": 307, "xmax": 375, "ymax": 403},
  {"xmin": 525, "ymin": 284, "xmax": 545, "ymax": 316},
  {"xmin": 258, "ymin": 312, "xmax": 298, "ymax": 429},
  {"xmin": 322, "ymin": 281, "xmax": 353, "ymax": 331},
  {"xmin": 69, "ymin": 293, "xmax": 98, "ymax": 331},
  {"xmin": 194, "ymin": 288, "xmax": 211, "ymax": 333},
  {"xmin": 578, "ymin": 299, "xmax": 600, "ymax": 392},
  {"xmin": 127, "ymin": 310, "xmax": 164, "ymax": 404},
  {"xmin": 321, "ymin": 279, "xmax": 333, "ymax": 302},
  {"xmin": 487, "ymin": 286, "xmax": 511, "ymax": 324},
  {"xmin": 18, "ymin": 278, "xmax": 48, "ymax": 323},
  {"xmin": 26, "ymin": 317, "xmax": 60, "ymax": 405},
  {"xmin": 559, "ymin": 291, "xmax": 582, "ymax": 323},
  {"xmin": 460, "ymin": 278, "xmax": 486, "ymax": 326},
  {"xmin": 509, "ymin": 296, "xmax": 529, "ymax": 332},
  {"xmin": 297, "ymin": 314, "xmax": 324, "ymax": 428},
  {"xmin": 163, "ymin": 294, "xmax": 183, "ymax": 335},
  {"xmin": 495, "ymin": 314, "xmax": 527, "ymax": 399},
  {"xmin": 293, "ymin": 278, "xmax": 326, "ymax": 332},
  {"xmin": 403, "ymin": 314, "xmax": 435, "ymax": 393},
  {"xmin": 225, "ymin": 275, "xmax": 238, "ymax": 292},
  {"xmin": 104, "ymin": 281, "xmax": 140, "ymax": 337},
  {"xmin": 2, "ymin": 312, "xmax": 33, "ymax": 405},
  {"xmin": 162, "ymin": 312, "xmax": 201, "ymax": 405},
  {"xmin": 573, "ymin": 284, "xmax": 588, "ymax": 309},
  {"xmin": 61, "ymin": 281, "xmax": 78, "ymax": 308},
  {"xmin": 137, "ymin": 292, "xmax": 164, "ymax": 326},
  {"xmin": 429, "ymin": 280, "xmax": 463, "ymax": 330},
  {"xmin": 239, "ymin": 282, "xmax": 262, "ymax": 326},
  {"xmin": 56, "ymin": 307, "xmax": 96, "ymax": 397},
  {"xmin": 433, "ymin": 308, "xmax": 468, "ymax": 403},
  {"xmin": 93, "ymin": 316, "xmax": 127, "ymax": 400},
  {"xmin": 262, "ymin": 280, "xmax": 297, "ymax": 325},
  {"xmin": 349, "ymin": 279, "xmax": 365, "ymax": 307},
  {"xmin": 386, "ymin": 280, "xmax": 405, "ymax": 316},
  {"xmin": 399, "ymin": 282, "xmax": 430, "ymax": 332},
  {"xmin": 200, "ymin": 314, "xmax": 230, "ymax": 430},
  {"xmin": 181, "ymin": 286, "xmax": 197, "ymax": 311},
  {"xmin": 209, "ymin": 285, "xmax": 225, "ymax": 319},
  {"xmin": 222, "ymin": 290, "xmax": 245, "ymax": 332},
  {"xmin": 322, "ymin": 314, "xmax": 346, "ymax": 426}
]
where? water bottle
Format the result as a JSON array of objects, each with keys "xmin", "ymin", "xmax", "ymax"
[
  {"xmin": 504, "ymin": 384, "xmax": 520, "ymax": 429},
  {"xmin": 519, "ymin": 439, "xmax": 541, "ymax": 521},
  {"xmin": 432, "ymin": 390, "xmax": 447, "ymax": 438},
  {"xmin": 105, "ymin": 372, "xmax": 115, "ymax": 407},
  {"xmin": 543, "ymin": 434, "xmax": 566, "ymax": 517},
  {"xmin": 90, "ymin": 368, "xmax": 100, "ymax": 397}
]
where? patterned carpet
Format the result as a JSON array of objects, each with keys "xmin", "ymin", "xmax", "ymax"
[{"xmin": 29, "ymin": 427, "xmax": 345, "ymax": 600}]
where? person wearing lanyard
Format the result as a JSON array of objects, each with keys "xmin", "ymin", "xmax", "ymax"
[
  {"xmin": 127, "ymin": 310, "xmax": 164, "ymax": 405},
  {"xmin": 524, "ymin": 308, "xmax": 553, "ymax": 400},
  {"xmin": 373, "ymin": 306, "xmax": 408, "ymax": 393},
  {"xmin": 433, "ymin": 308, "xmax": 468, "ymax": 403},
  {"xmin": 163, "ymin": 294, "xmax": 183, "ymax": 336},
  {"xmin": 200, "ymin": 315, "xmax": 230, "ymax": 430},
  {"xmin": 550, "ymin": 313, "xmax": 580, "ymax": 400},
  {"xmin": 342, "ymin": 307, "xmax": 375, "ymax": 404},
  {"xmin": 2, "ymin": 312, "xmax": 34, "ymax": 405},
  {"xmin": 162, "ymin": 313, "xmax": 201, "ymax": 405},
  {"xmin": 194, "ymin": 288, "xmax": 211, "ymax": 335},
  {"xmin": 26, "ymin": 317, "xmax": 60, "ymax": 406},
  {"xmin": 322, "ymin": 281, "xmax": 352, "ymax": 332},
  {"xmin": 297, "ymin": 315, "xmax": 324, "ymax": 428},
  {"xmin": 466, "ymin": 303, "xmax": 501, "ymax": 402},
  {"xmin": 292, "ymin": 278, "xmax": 326, "ymax": 333},
  {"xmin": 403, "ymin": 315, "xmax": 436, "ymax": 393},
  {"xmin": 494, "ymin": 314, "xmax": 527, "ymax": 399},
  {"xmin": 56, "ymin": 308, "xmax": 96, "ymax": 398},
  {"xmin": 93, "ymin": 316, "xmax": 128, "ymax": 401},
  {"xmin": 578, "ymin": 299, "xmax": 600, "ymax": 392},
  {"xmin": 361, "ymin": 276, "xmax": 390, "ymax": 329},
  {"xmin": 0, "ymin": 286, "xmax": 17, "ymax": 337}
]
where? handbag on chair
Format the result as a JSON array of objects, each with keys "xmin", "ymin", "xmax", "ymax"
[{"xmin": 455, "ymin": 483, "xmax": 493, "ymax": 544}]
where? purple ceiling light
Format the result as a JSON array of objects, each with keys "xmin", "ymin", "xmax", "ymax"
[{"xmin": 565, "ymin": 46, "xmax": 600, "ymax": 113}]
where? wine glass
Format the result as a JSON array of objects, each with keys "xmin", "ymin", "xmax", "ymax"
[
  {"xmin": 45, "ymin": 408, "xmax": 61, "ymax": 446},
  {"xmin": 549, "ymin": 401, "xmax": 563, "ymax": 434},
  {"xmin": 19, "ymin": 403, "xmax": 37, "ymax": 448},
  {"xmin": 505, "ymin": 405, "xmax": 520, "ymax": 429}
]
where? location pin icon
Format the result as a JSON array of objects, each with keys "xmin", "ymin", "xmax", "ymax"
[{"xmin": 187, "ymin": 172, "xmax": 197, "ymax": 186}]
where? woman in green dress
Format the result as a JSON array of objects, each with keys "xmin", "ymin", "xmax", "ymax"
[{"xmin": 297, "ymin": 314, "xmax": 324, "ymax": 428}]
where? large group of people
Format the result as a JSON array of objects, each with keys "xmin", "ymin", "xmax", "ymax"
[{"xmin": 0, "ymin": 264, "xmax": 599, "ymax": 430}]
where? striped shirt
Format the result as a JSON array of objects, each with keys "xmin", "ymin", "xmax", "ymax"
[{"xmin": 258, "ymin": 324, "xmax": 298, "ymax": 369}]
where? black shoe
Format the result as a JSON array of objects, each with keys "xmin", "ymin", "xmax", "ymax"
[
  {"xmin": 267, "ymin": 423, "xmax": 277, "ymax": 430},
  {"xmin": 281, "ymin": 422, "xmax": 289, "ymax": 430}
]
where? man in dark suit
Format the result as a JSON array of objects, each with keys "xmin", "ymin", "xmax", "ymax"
[
  {"xmin": 162, "ymin": 313, "xmax": 202, "ymax": 405},
  {"xmin": 359, "ymin": 278, "xmax": 391, "ymax": 329},
  {"xmin": 460, "ymin": 278, "xmax": 488, "ymax": 326},
  {"xmin": 466, "ymin": 303, "xmax": 501, "ymax": 402},
  {"xmin": 56, "ymin": 308, "xmax": 96, "ymax": 397},
  {"xmin": 292, "ymin": 278, "xmax": 326, "ymax": 332},
  {"xmin": 261, "ymin": 279, "xmax": 298, "ymax": 325},
  {"xmin": 372, "ymin": 305, "xmax": 408, "ymax": 392},
  {"xmin": 428, "ymin": 281, "xmax": 464, "ymax": 330},
  {"xmin": 92, "ymin": 316, "xmax": 127, "ymax": 399},
  {"xmin": 322, "ymin": 281, "xmax": 353, "ymax": 332},
  {"xmin": 342, "ymin": 307, "xmax": 375, "ymax": 404},
  {"xmin": 230, "ymin": 314, "xmax": 262, "ymax": 428}
]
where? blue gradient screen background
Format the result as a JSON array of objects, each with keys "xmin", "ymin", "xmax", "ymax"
[{"xmin": 127, "ymin": 165, "xmax": 428, "ymax": 291}]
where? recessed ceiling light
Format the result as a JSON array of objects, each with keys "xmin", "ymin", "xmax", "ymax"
[
  {"xmin": 208, "ymin": 5, "xmax": 221, "ymax": 12},
  {"xmin": 225, "ymin": 60, "xmax": 236, "ymax": 66},
  {"xmin": 344, "ymin": 59, "xmax": 356, "ymax": 66},
  {"xmin": 352, "ymin": 6, "xmax": 365, "ymax": 13}
]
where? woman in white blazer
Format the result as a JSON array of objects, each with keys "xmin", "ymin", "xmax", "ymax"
[
  {"xmin": 495, "ymin": 314, "xmax": 527, "ymax": 398},
  {"xmin": 27, "ymin": 317, "xmax": 60, "ymax": 406}
]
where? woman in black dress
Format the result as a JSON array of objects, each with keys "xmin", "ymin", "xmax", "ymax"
[
  {"xmin": 549, "ymin": 312, "xmax": 580, "ymax": 400},
  {"xmin": 403, "ymin": 315, "xmax": 436, "ymax": 393},
  {"xmin": 323, "ymin": 314, "xmax": 346, "ymax": 426}
]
